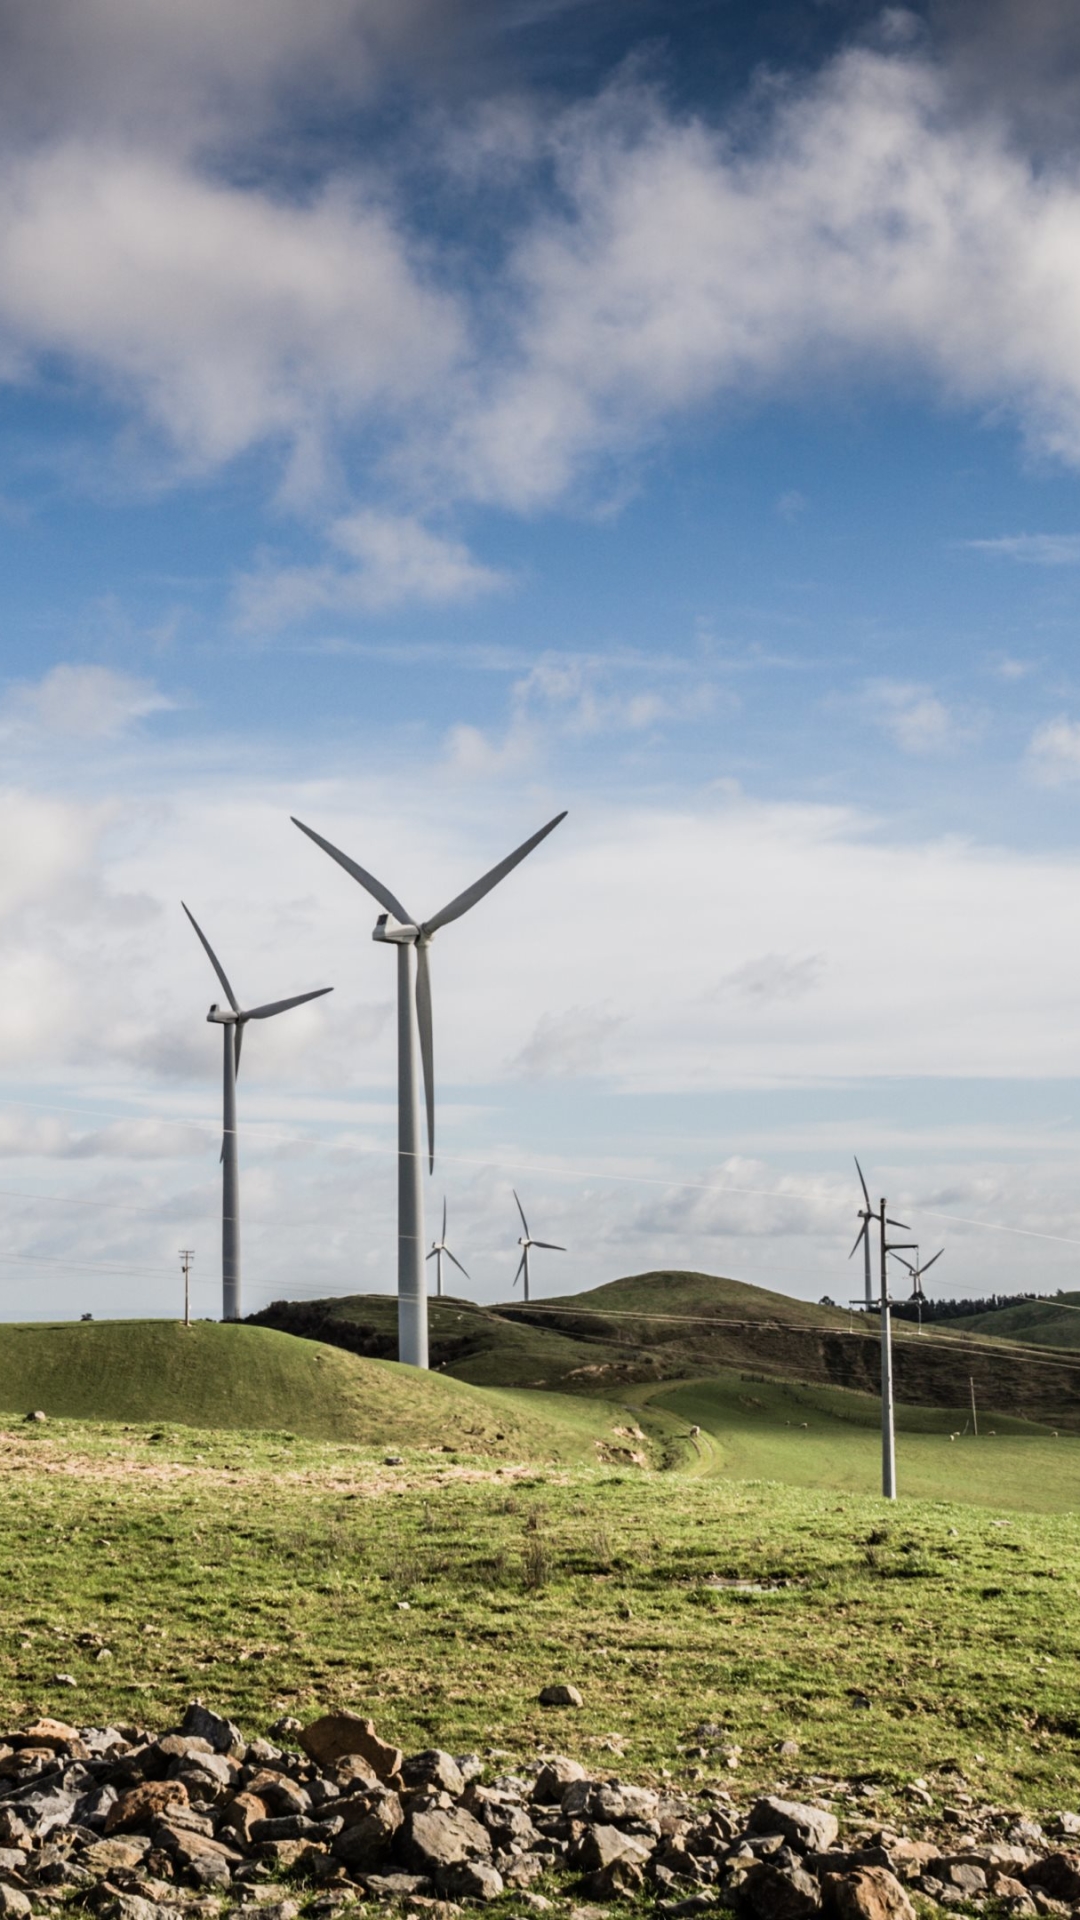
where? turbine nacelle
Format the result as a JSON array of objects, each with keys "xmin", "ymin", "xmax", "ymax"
[
  {"xmin": 207, "ymin": 1004, "xmax": 239, "ymax": 1025},
  {"xmin": 373, "ymin": 913, "xmax": 421, "ymax": 945}
]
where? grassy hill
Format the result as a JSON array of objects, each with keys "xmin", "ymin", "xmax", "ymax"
[
  {"xmin": 650, "ymin": 1370, "xmax": 1079, "ymax": 1512},
  {"xmin": 943, "ymin": 1292, "xmax": 1080, "ymax": 1349},
  {"xmin": 254, "ymin": 1271, "xmax": 1080, "ymax": 1431},
  {"xmin": 0, "ymin": 1319, "xmax": 620, "ymax": 1461}
]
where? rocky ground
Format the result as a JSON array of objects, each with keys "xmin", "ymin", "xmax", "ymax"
[{"xmin": 0, "ymin": 1703, "xmax": 1075, "ymax": 1920}]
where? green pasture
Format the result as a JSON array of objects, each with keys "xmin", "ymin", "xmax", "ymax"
[
  {"xmin": 652, "ymin": 1371, "xmax": 1078, "ymax": 1511},
  {"xmin": 1, "ymin": 1413, "xmax": 1080, "ymax": 1817}
]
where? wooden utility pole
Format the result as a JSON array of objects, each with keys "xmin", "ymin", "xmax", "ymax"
[
  {"xmin": 179, "ymin": 1248, "xmax": 194, "ymax": 1328},
  {"xmin": 969, "ymin": 1375, "xmax": 978, "ymax": 1437}
]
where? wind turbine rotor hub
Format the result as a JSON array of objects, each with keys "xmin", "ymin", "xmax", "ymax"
[
  {"xmin": 372, "ymin": 912, "xmax": 421, "ymax": 945},
  {"xmin": 206, "ymin": 1005, "xmax": 239, "ymax": 1024}
]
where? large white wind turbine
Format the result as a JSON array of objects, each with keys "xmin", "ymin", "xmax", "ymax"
[
  {"xmin": 513, "ymin": 1190, "xmax": 565, "ymax": 1303},
  {"xmin": 427, "ymin": 1198, "xmax": 468, "ymax": 1299},
  {"xmin": 291, "ymin": 810, "xmax": 566, "ymax": 1368},
  {"xmin": 183, "ymin": 903, "xmax": 332, "ymax": 1323}
]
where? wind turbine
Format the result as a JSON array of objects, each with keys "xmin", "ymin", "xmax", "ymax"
[
  {"xmin": 848, "ymin": 1156, "xmax": 875, "ymax": 1309},
  {"xmin": 291, "ymin": 810, "xmax": 566, "ymax": 1368},
  {"xmin": 427, "ymin": 1198, "xmax": 469, "ymax": 1299},
  {"xmin": 182, "ymin": 904, "xmax": 332, "ymax": 1324},
  {"xmin": 513, "ymin": 1190, "xmax": 565, "ymax": 1303},
  {"xmin": 895, "ymin": 1244, "xmax": 944, "ymax": 1333}
]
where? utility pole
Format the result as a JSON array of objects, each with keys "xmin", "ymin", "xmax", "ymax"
[
  {"xmin": 969, "ymin": 1375, "xmax": 978, "ymax": 1437},
  {"xmin": 179, "ymin": 1248, "xmax": 194, "ymax": 1328},
  {"xmin": 878, "ymin": 1197, "xmax": 916, "ymax": 1502}
]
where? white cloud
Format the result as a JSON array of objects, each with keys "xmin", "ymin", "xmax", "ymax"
[
  {"xmin": 1, "ymin": 664, "xmax": 173, "ymax": 738},
  {"xmin": 513, "ymin": 1004, "xmax": 626, "ymax": 1079},
  {"xmin": 235, "ymin": 512, "xmax": 508, "ymax": 625},
  {"xmin": 861, "ymin": 679, "xmax": 957, "ymax": 755},
  {"xmin": 964, "ymin": 533, "xmax": 1080, "ymax": 564},
  {"xmin": 1028, "ymin": 715, "xmax": 1080, "ymax": 784},
  {"xmin": 718, "ymin": 953, "xmax": 826, "ymax": 1002}
]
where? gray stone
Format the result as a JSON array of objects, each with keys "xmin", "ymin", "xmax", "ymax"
[
  {"xmin": 539, "ymin": 1684, "xmax": 583, "ymax": 1708},
  {"xmin": 362, "ymin": 1873, "xmax": 434, "ymax": 1898},
  {"xmin": 438, "ymin": 1860, "xmax": 505, "ymax": 1901},
  {"xmin": 1025, "ymin": 1855, "xmax": 1080, "ymax": 1904},
  {"xmin": 179, "ymin": 1704, "xmax": 244, "ymax": 1755},
  {"xmin": 739, "ymin": 1858, "xmax": 823, "ymax": 1920},
  {"xmin": 403, "ymin": 1805, "xmax": 492, "ymax": 1874},
  {"xmin": 594, "ymin": 1782, "xmax": 659, "ymax": 1826},
  {"xmin": 104, "ymin": 1899, "xmax": 182, "ymax": 1920},
  {"xmin": 250, "ymin": 1815, "xmax": 328, "ymax": 1843},
  {"xmin": 0, "ymin": 1854, "xmax": 26, "ymax": 1877},
  {"xmin": 576, "ymin": 1825, "xmax": 654, "ymax": 1874},
  {"xmin": 330, "ymin": 1792, "xmax": 403, "ymax": 1870},
  {"xmin": 747, "ymin": 1799, "xmax": 839, "ymax": 1856},
  {"xmin": 17, "ymin": 1789, "xmax": 77, "ymax": 1839},
  {"xmin": 401, "ymin": 1751, "xmax": 465, "ymax": 1797},
  {"xmin": 533, "ymin": 1756, "xmax": 588, "ymax": 1803},
  {"xmin": 0, "ymin": 1891, "xmax": 30, "ymax": 1920}
]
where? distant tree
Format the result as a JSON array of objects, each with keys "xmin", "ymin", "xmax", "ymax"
[{"xmin": 818, "ymin": 1294, "xmax": 836, "ymax": 1307}]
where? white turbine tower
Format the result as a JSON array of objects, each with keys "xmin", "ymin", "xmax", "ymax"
[
  {"xmin": 291, "ymin": 810, "xmax": 566, "ymax": 1368},
  {"xmin": 513, "ymin": 1190, "xmax": 565, "ymax": 1303},
  {"xmin": 427, "ymin": 1198, "xmax": 468, "ymax": 1299},
  {"xmin": 183, "ymin": 904, "xmax": 332, "ymax": 1323}
]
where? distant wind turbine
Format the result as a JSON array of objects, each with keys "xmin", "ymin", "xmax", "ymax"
[
  {"xmin": 182, "ymin": 903, "xmax": 332, "ymax": 1323},
  {"xmin": 895, "ymin": 1244, "xmax": 944, "ymax": 1333},
  {"xmin": 291, "ymin": 810, "xmax": 566, "ymax": 1368},
  {"xmin": 427, "ymin": 1198, "xmax": 468, "ymax": 1299},
  {"xmin": 848, "ymin": 1156, "xmax": 875, "ymax": 1309},
  {"xmin": 513, "ymin": 1190, "xmax": 565, "ymax": 1303}
]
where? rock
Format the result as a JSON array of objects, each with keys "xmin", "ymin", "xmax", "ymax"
[
  {"xmin": 18, "ymin": 1720, "xmax": 79, "ymax": 1752},
  {"xmin": 1025, "ymin": 1855, "xmax": 1080, "ymax": 1903},
  {"xmin": 594, "ymin": 1782, "xmax": 659, "ymax": 1825},
  {"xmin": 247, "ymin": 1770, "xmax": 311, "ymax": 1817},
  {"xmin": 250, "ymin": 1815, "xmax": 328, "ymax": 1844},
  {"xmin": 51, "ymin": 1674, "xmax": 78, "ymax": 1688},
  {"xmin": 402, "ymin": 1751, "xmax": 466, "ymax": 1797},
  {"xmin": 945, "ymin": 1863, "xmax": 986, "ymax": 1893},
  {"xmin": 438, "ymin": 1860, "xmax": 505, "ymax": 1901},
  {"xmin": 219, "ymin": 1792, "xmax": 269, "ymax": 1846},
  {"xmin": 1052, "ymin": 1814, "xmax": 1080, "ymax": 1839},
  {"xmin": 16, "ymin": 1788, "xmax": 77, "ymax": 1839},
  {"xmin": 0, "ymin": 1852, "xmax": 26, "ymax": 1876},
  {"xmin": 403, "ymin": 1805, "xmax": 492, "ymax": 1874},
  {"xmin": 299, "ymin": 1714, "xmax": 403, "ymax": 1782},
  {"xmin": 106, "ymin": 1783, "xmax": 190, "ymax": 1835},
  {"xmin": 779, "ymin": 1742, "xmax": 800, "ymax": 1760},
  {"xmin": 533, "ymin": 1756, "xmax": 588, "ymax": 1803},
  {"xmin": 83, "ymin": 1838, "xmax": 151, "ymax": 1874},
  {"xmin": 995, "ymin": 1879, "xmax": 1037, "ymax": 1914},
  {"xmin": 0, "ymin": 1816, "xmax": 31, "ymax": 1852},
  {"xmin": 520, "ymin": 1896, "xmax": 553, "ymax": 1912},
  {"xmin": 585, "ymin": 1856, "xmax": 648, "ymax": 1899},
  {"xmin": 576, "ymin": 1825, "xmax": 654, "ymax": 1874},
  {"xmin": 747, "ymin": 1799, "xmax": 839, "ymax": 1856},
  {"xmin": 179, "ymin": 1704, "xmax": 244, "ymax": 1755},
  {"xmin": 104, "ymin": 1898, "xmax": 181, "ymax": 1920},
  {"xmin": 330, "ymin": 1792, "xmax": 404, "ymax": 1870},
  {"xmin": 503, "ymin": 1851, "xmax": 547, "ymax": 1886},
  {"xmin": 540, "ymin": 1685, "xmax": 583, "ymax": 1708},
  {"xmin": 823, "ymin": 1868, "xmax": 917, "ymax": 1920},
  {"xmin": 740, "ymin": 1859, "xmax": 823, "ymax": 1920},
  {"xmin": 0, "ymin": 1891, "xmax": 30, "ymax": 1920},
  {"xmin": 362, "ymin": 1873, "xmax": 434, "ymax": 1899}
]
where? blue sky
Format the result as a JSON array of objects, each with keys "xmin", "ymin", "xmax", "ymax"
[{"xmin": 4, "ymin": 0, "xmax": 1080, "ymax": 1322}]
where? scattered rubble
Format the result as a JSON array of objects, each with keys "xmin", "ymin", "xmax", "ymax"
[{"xmin": 0, "ymin": 1707, "xmax": 1074, "ymax": 1918}]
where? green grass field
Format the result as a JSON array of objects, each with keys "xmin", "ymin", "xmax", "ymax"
[
  {"xmin": 2, "ymin": 1411, "xmax": 1079, "ymax": 1818},
  {"xmin": 650, "ymin": 1371, "xmax": 1078, "ymax": 1510},
  {"xmin": 947, "ymin": 1292, "xmax": 1080, "ymax": 1349},
  {"xmin": 0, "ymin": 1319, "xmax": 623, "ymax": 1462}
]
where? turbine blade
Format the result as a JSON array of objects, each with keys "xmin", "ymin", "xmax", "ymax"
[
  {"xmin": 513, "ymin": 1189, "xmax": 529, "ymax": 1236},
  {"xmin": 234, "ymin": 1021, "xmax": 243, "ymax": 1076},
  {"xmin": 182, "ymin": 902, "xmax": 239, "ymax": 1012},
  {"xmin": 922, "ymin": 1248, "xmax": 944, "ymax": 1273},
  {"xmin": 534, "ymin": 1241, "xmax": 565, "ymax": 1251},
  {"xmin": 513, "ymin": 1253, "xmax": 525, "ymax": 1286},
  {"xmin": 848, "ymin": 1223, "xmax": 867, "ymax": 1259},
  {"xmin": 886, "ymin": 1217, "xmax": 909, "ymax": 1230},
  {"xmin": 245, "ymin": 987, "xmax": 333, "ymax": 1020},
  {"xmin": 446, "ymin": 1249, "xmax": 470, "ymax": 1279},
  {"xmin": 423, "ymin": 812, "xmax": 567, "ymax": 934},
  {"xmin": 854, "ymin": 1154, "xmax": 871, "ymax": 1209},
  {"xmin": 415, "ymin": 941, "xmax": 435, "ymax": 1174},
  {"xmin": 894, "ymin": 1256, "xmax": 916, "ymax": 1275},
  {"xmin": 291, "ymin": 818, "xmax": 413, "ymax": 924},
  {"xmin": 425, "ymin": 1247, "xmax": 437, "ymax": 1261}
]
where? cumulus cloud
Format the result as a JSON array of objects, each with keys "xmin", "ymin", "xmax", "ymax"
[
  {"xmin": 964, "ymin": 533, "xmax": 1080, "ymax": 564},
  {"xmin": 1, "ymin": 664, "xmax": 173, "ymax": 738},
  {"xmin": 718, "ymin": 953, "xmax": 826, "ymax": 1002},
  {"xmin": 860, "ymin": 679, "xmax": 958, "ymax": 755},
  {"xmin": 235, "ymin": 512, "xmax": 508, "ymax": 626},
  {"xmin": 513, "ymin": 1003, "xmax": 626, "ymax": 1078},
  {"xmin": 1027, "ymin": 716, "xmax": 1080, "ymax": 784}
]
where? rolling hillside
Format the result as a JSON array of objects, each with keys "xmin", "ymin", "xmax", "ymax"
[
  {"xmin": 0, "ymin": 1318, "xmax": 618, "ymax": 1460},
  {"xmin": 944, "ymin": 1292, "xmax": 1080, "ymax": 1349},
  {"xmin": 254, "ymin": 1271, "xmax": 1080, "ymax": 1430}
]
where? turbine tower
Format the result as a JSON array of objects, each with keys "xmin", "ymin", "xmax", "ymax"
[
  {"xmin": 183, "ymin": 904, "xmax": 332, "ymax": 1323},
  {"xmin": 513, "ymin": 1189, "xmax": 565, "ymax": 1303},
  {"xmin": 291, "ymin": 810, "xmax": 566, "ymax": 1368},
  {"xmin": 427, "ymin": 1198, "xmax": 468, "ymax": 1299},
  {"xmin": 848, "ymin": 1155, "xmax": 875, "ymax": 1308},
  {"xmin": 895, "ymin": 1244, "xmax": 943, "ymax": 1333}
]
